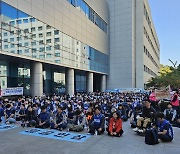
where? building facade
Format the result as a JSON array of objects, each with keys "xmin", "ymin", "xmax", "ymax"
[
  {"xmin": 107, "ymin": 0, "xmax": 160, "ymax": 89},
  {"xmin": 0, "ymin": 0, "xmax": 160, "ymax": 97}
]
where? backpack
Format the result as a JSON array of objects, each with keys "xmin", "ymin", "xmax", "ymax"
[{"xmin": 145, "ymin": 128, "xmax": 159, "ymax": 145}]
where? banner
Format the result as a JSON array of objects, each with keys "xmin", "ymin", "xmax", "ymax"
[
  {"xmin": 0, "ymin": 87, "xmax": 23, "ymax": 96},
  {"xmin": 155, "ymin": 86, "xmax": 171, "ymax": 100}
]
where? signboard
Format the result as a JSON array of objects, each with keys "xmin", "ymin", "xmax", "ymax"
[{"xmin": 0, "ymin": 87, "xmax": 23, "ymax": 97}]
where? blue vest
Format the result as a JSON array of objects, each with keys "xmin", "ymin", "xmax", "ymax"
[
  {"xmin": 158, "ymin": 120, "xmax": 173, "ymax": 138},
  {"xmin": 94, "ymin": 114, "xmax": 103, "ymax": 126}
]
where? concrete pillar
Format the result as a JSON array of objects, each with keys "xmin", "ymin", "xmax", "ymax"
[
  {"xmin": 31, "ymin": 62, "xmax": 43, "ymax": 97},
  {"xmin": 65, "ymin": 68, "xmax": 74, "ymax": 96},
  {"xmin": 101, "ymin": 75, "xmax": 107, "ymax": 92},
  {"xmin": 87, "ymin": 72, "xmax": 93, "ymax": 93}
]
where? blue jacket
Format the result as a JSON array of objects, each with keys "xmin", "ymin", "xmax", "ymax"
[{"xmin": 158, "ymin": 119, "xmax": 173, "ymax": 138}]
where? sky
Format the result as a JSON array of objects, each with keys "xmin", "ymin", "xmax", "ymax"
[{"xmin": 148, "ymin": 0, "xmax": 180, "ymax": 66}]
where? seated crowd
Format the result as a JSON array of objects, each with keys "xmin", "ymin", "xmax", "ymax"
[{"xmin": 0, "ymin": 91, "xmax": 179, "ymax": 142}]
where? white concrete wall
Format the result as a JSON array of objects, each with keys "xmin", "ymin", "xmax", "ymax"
[{"xmin": 107, "ymin": 0, "xmax": 134, "ymax": 89}]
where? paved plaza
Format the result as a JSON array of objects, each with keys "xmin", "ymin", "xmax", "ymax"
[{"xmin": 0, "ymin": 121, "xmax": 180, "ymax": 154}]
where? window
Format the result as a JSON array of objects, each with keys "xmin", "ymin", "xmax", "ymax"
[
  {"xmin": 55, "ymin": 60, "xmax": 60, "ymax": 63},
  {"xmin": 46, "ymin": 32, "xmax": 51, "ymax": 37},
  {"xmin": 46, "ymin": 25, "xmax": 51, "ymax": 29},
  {"xmin": 18, "ymin": 50, "xmax": 22, "ymax": 54},
  {"xmin": 24, "ymin": 29, "xmax": 29, "ymax": 33},
  {"xmin": 10, "ymin": 21, "xmax": 15, "ymax": 25},
  {"xmin": 46, "ymin": 39, "xmax": 51, "ymax": 43},
  {"xmin": 10, "ymin": 38, "xmax": 14, "ymax": 42},
  {"xmin": 39, "ymin": 40, "xmax": 44, "ymax": 45},
  {"xmin": 54, "ymin": 44, "xmax": 60, "ymax": 50},
  {"xmin": 4, "ymin": 32, "xmax": 8, "ymax": 36},
  {"xmin": 17, "ymin": 37, "xmax": 22, "ymax": 41},
  {"xmin": 23, "ymin": 19, "xmax": 28, "ymax": 23},
  {"xmin": 10, "ymin": 44, "xmax": 15, "ymax": 48},
  {"xmin": 32, "ymin": 34, "xmax": 36, "ymax": 38},
  {"xmin": 46, "ymin": 53, "xmax": 52, "ymax": 58},
  {"xmin": 30, "ymin": 18, "xmax": 35, "ymax": 22},
  {"xmin": 54, "ymin": 30, "xmax": 59, "ymax": 35},
  {"xmin": 39, "ymin": 55, "xmax": 45, "ymax": 59},
  {"xmin": 10, "ymin": 31, "xmax": 14, "ymax": 35},
  {"xmin": 32, "ymin": 48, "xmax": 36, "ymax": 53},
  {"xmin": 25, "ymin": 49, "xmax": 29, "ymax": 53},
  {"xmin": 4, "ymin": 45, "xmax": 8, "ymax": 49},
  {"xmin": 46, "ymin": 46, "xmax": 51, "ymax": 51},
  {"xmin": 54, "ymin": 38, "xmax": 60, "ymax": 42},
  {"xmin": 17, "ymin": 20, "xmax": 22, "ymax": 24},
  {"xmin": 55, "ymin": 53, "xmax": 60, "ymax": 57},
  {"xmin": 39, "ymin": 47, "xmax": 45, "ymax": 52},
  {"xmin": 31, "ymin": 41, "xmax": 36, "ymax": 46},
  {"xmin": 31, "ymin": 27, "xmax": 36, "ymax": 32},
  {"xmin": 39, "ymin": 33, "xmax": 43, "ymax": 38},
  {"xmin": 38, "ymin": 26, "xmax": 43, "ymax": 31},
  {"xmin": 24, "ymin": 42, "xmax": 29, "ymax": 46},
  {"xmin": 3, "ymin": 39, "xmax": 8, "ymax": 42}
]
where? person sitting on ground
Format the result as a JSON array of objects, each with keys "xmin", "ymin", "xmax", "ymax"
[
  {"xmin": 108, "ymin": 111, "xmax": 123, "ymax": 137},
  {"xmin": 86, "ymin": 107, "xmax": 94, "ymax": 128},
  {"xmin": 0, "ymin": 102, "xmax": 5, "ymax": 123},
  {"xmin": 36, "ymin": 105, "xmax": 50, "ymax": 128},
  {"xmin": 133, "ymin": 100, "xmax": 156, "ymax": 133},
  {"xmin": 163, "ymin": 104, "xmax": 177, "ymax": 123},
  {"xmin": 130, "ymin": 106, "xmax": 142, "ymax": 128},
  {"xmin": 25, "ymin": 105, "xmax": 38, "ymax": 127},
  {"xmin": 157, "ymin": 112, "xmax": 173, "ymax": 142},
  {"xmin": 117, "ymin": 104, "xmax": 128, "ymax": 121},
  {"xmin": 67, "ymin": 109, "xmax": 85, "ymax": 132},
  {"xmin": 16, "ymin": 104, "xmax": 27, "ymax": 122},
  {"xmin": 89, "ymin": 106, "xmax": 105, "ymax": 135},
  {"xmin": 5, "ymin": 103, "xmax": 16, "ymax": 124},
  {"xmin": 50, "ymin": 106, "xmax": 67, "ymax": 131}
]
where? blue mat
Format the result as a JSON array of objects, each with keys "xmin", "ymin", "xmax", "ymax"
[
  {"xmin": 19, "ymin": 128, "xmax": 92, "ymax": 143},
  {"xmin": 0, "ymin": 124, "xmax": 18, "ymax": 131}
]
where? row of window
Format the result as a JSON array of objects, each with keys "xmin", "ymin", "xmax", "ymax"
[
  {"xmin": 144, "ymin": 46, "xmax": 159, "ymax": 68},
  {"xmin": 144, "ymin": 4, "xmax": 160, "ymax": 52},
  {"xmin": 144, "ymin": 65, "xmax": 157, "ymax": 77},
  {"xmin": 144, "ymin": 27, "xmax": 159, "ymax": 60},
  {"xmin": 0, "ymin": 1, "xmax": 108, "ymax": 73},
  {"xmin": 67, "ymin": 0, "xmax": 108, "ymax": 33}
]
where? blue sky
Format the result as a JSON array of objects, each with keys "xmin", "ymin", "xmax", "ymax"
[{"xmin": 148, "ymin": 0, "xmax": 180, "ymax": 66}]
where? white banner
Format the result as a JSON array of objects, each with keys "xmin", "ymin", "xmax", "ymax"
[{"xmin": 0, "ymin": 87, "xmax": 23, "ymax": 96}]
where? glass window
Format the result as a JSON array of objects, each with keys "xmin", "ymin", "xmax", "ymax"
[
  {"xmin": 10, "ymin": 44, "xmax": 15, "ymax": 48},
  {"xmin": 31, "ymin": 41, "xmax": 36, "ymax": 46},
  {"xmin": 54, "ymin": 44, "xmax": 60, "ymax": 50},
  {"xmin": 55, "ymin": 53, "xmax": 60, "ymax": 57},
  {"xmin": 4, "ymin": 45, "xmax": 8, "ymax": 49},
  {"xmin": 46, "ymin": 39, "xmax": 51, "ymax": 43},
  {"xmin": 3, "ymin": 39, "xmax": 8, "ymax": 42},
  {"xmin": 23, "ymin": 19, "xmax": 28, "ymax": 23},
  {"xmin": 54, "ymin": 30, "xmax": 59, "ymax": 35},
  {"xmin": 4, "ymin": 32, "xmax": 8, "ymax": 36},
  {"xmin": 46, "ymin": 32, "xmax": 51, "ymax": 37},
  {"xmin": 18, "ymin": 50, "xmax": 22, "ymax": 54},
  {"xmin": 54, "ymin": 38, "xmax": 60, "ymax": 42},
  {"xmin": 24, "ymin": 49, "xmax": 29, "ymax": 53},
  {"xmin": 24, "ymin": 29, "xmax": 29, "ymax": 33},
  {"xmin": 10, "ymin": 21, "xmax": 15, "ymax": 25},
  {"xmin": 81, "ymin": 0, "xmax": 86, "ymax": 14},
  {"xmin": 39, "ymin": 55, "xmax": 45, "ymax": 59},
  {"xmin": 30, "ymin": 18, "xmax": 35, "ymax": 22},
  {"xmin": 17, "ymin": 37, "xmax": 22, "ymax": 41},
  {"xmin": 31, "ymin": 27, "xmax": 36, "ymax": 32},
  {"xmin": 10, "ymin": 38, "xmax": 14, "ymax": 42},
  {"xmin": 39, "ymin": 33, "xmax": 43, "ymax": 38},
  {"xmin": 17, "ymin": 20, "xmax": 22, "ymax": 24},
  {"xmin": 38, "ymin": 26, "xmax": 43, "ymax": 31},
  {"xmin": 46, "ymin": 46, "xmax": 51, "ymax": 51},
  {"xmin": 32, "ymin": 34, "xmax": 36, "ymax": 38},
  {"xmin": 24, "ymin": 42, "xmax": 29, "ymax": 46},
  {"xmin": 46, "ymin": 54, "xmax": 52, "ymax": 58},
  {"xmin": 32, "ymin": 48, "xmax": 36, "ymax": 53},
  {"xmin": 46, "ymin": 25, "xmax": 51, "ymax": 29},
  {"xmin": 39, "ymin": 40, "xmax": 44, "ymax": 45},
  {"xmin": 39, "ymin": 47, "xmax": 45, "ymax": 52}
]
